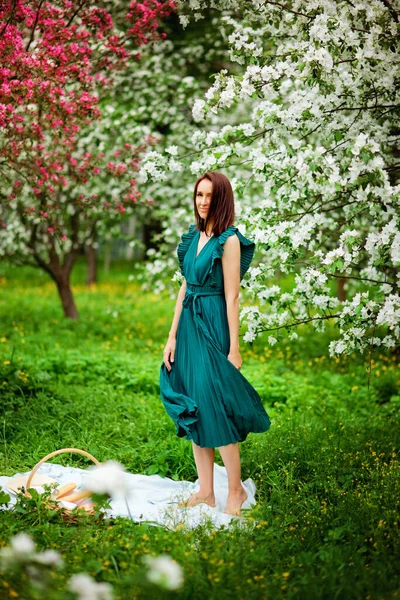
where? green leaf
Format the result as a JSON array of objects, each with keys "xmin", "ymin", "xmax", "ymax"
[
  {"xmin": 146, "ymin": 464, "xmax": 160, "ymax": 475},
  {"xmin": 361, "ymin": 152, "xmax": 371, "ymax": 163},
  {"xmin": 27, "ymin": 487, "xmax": 40, "ymax": 499},
  {"xmin": 334, "ymin": 131, "xmax": 343, "ymax": 142},
  {"xmin": 0, "ymin": 491, "xmax": 11, "ymax": 506}
]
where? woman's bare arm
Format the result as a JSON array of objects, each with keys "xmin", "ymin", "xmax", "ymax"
[
  {"xmin": 163, "ymin": 279, "xmax": 187, "ymax": 371},
  {"xmin": 168, "ymin": 278, "xmax": 187, "ymax": 339},
  {"xmin": 221, "ymin": 235, "xmax": 242, "ymax": 370}
]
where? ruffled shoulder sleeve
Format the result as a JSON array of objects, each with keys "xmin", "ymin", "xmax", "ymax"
[
  {"xmin": 177, "ymin": 223, "xmax": 197, "ymax": 276},
  {"xmin": 209, "ymin": 225, "xmax": 255, "ymax": 285}
]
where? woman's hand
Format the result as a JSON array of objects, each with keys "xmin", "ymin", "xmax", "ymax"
[
  {"xmin": 163, "ymin": 336, "xmax": 176, "ymax": 372},
  {"xmin": 228, "ymin": 349, "xmax": 242, "ymax": 370}
]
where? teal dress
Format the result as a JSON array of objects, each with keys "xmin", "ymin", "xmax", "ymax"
[{"xmin": 159, "ymin": 224, "xmax": 271, "ymax": 448}]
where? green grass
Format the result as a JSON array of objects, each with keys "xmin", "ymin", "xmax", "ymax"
[{"xmin": 0, "ymin": 260, "xmax": 399, "ymax": 600}]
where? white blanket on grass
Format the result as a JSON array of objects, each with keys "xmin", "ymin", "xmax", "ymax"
[{"xmin": 0, "ymin": 462, "xmax": 257, "ymax": 531}]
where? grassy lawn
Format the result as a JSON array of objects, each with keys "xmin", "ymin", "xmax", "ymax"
[{"xmin": 0, "ymin": 260, "xmax": 399, "ymax": 599}]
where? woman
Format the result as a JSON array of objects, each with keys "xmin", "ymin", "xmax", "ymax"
[{"xmin": 159, "ymin": 171, "xmax": 271, "ymax": 517}]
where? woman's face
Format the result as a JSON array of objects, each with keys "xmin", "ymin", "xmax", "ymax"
[{"xmin": 196, "ymin": 178, "xmax": 213, "ymax": 220}]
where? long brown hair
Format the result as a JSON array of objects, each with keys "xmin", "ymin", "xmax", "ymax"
[{"xmin": 193, "ymin": 171, "xmax": 235, "ymax": 237}]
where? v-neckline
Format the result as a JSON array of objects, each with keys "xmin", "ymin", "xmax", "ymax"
[{"xmin": 195, "ymin": 230, "xmax": 215, "ymax": 260}]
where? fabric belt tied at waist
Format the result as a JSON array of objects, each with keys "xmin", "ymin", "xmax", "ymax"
[
  {"xmin": 182, "ymin": 289, "xmax": 224, "ymax": 350},
  {"xmin": 182, "ymin": 289, "xmax": 224, "ymax": 313}
]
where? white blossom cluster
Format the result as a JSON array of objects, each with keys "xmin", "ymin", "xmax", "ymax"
[{"xmin": 141, "ymin": 0, "xmax": 400, "ymax": 356}]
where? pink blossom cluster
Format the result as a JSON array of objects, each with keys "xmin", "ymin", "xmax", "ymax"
[{"xmin": 0, "ymin": 0, "xmax": 176, "ymax": 239}]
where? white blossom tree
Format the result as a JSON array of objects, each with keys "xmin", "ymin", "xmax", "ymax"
[{"xmin": 138, "ymin": 0, "xmax": 400, "ymax": 365}]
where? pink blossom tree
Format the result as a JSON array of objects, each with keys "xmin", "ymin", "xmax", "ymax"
[{"xmin": 0, "ymin": 0, "xmax": 176, "ymax": 318}]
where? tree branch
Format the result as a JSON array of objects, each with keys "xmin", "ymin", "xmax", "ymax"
[
  {"xmin": 295, "ymin": 262, "xmax": 392, "ymax": 286},
  {"xmin": 324, "ymin": 104, "xmax": 400, "ymax": 114},
  {"xmin": 334, "ymin": 58, "xmax": 358, "ymax": 65},
  {"xmin": 25, "ymin": 0, "xmax": 46, "ymax": 52},
  {"xmin": 33, "ymin": 251, "xmax": 57, "ymax": 283},
  {"xmin": 327, "ymin": 272, "xmax": 392, "ymax": 286},
  {"xmin": 0, "ymin": 0, "xmax": 18, "ymax": 39},
  {"xmin": 261, "ymin": 0, "xmax": 315, "ymax": 19},
  {"xmin": 381, "ymin": 0, "xmax": 399, "ymax": 23},
  {"xmin": 66, "ymin": 0, "xmax": 89, "ymax": 28},
  {"xmin": 257, "ymin": 313, "xmax": 341, "ymax": 335}
]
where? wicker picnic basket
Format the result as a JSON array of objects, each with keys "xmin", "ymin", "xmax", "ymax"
[{"xmin": 23, "ymin": 448, "xmax": 102, "ymax": 523}]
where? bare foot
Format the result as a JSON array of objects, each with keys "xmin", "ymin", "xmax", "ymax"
[
  {"xmin": 178, "ymin": 492, "xmax": 216, "ymax": 509},
  {"xmin": 224, "ymin": 487, "xmax": 248, "ymax": 516}
]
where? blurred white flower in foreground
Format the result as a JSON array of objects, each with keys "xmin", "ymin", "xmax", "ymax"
[
  {"xmin": 0, "ymin": 532, "xmax": 63, "ymax": 569},
  {"xmin": 35, "ymin": 549, "xmax": 63, "ymax": 565},
  {"xmin": 143, "ymin": 554, "xmax": 184, "ymax": 590},
  {"xmin": 69, "ymin": 573, "xmax": 114, "ymax": 600},
  {"xmin": 0, "ymin": 532, "xmax": 35, "ymax": 567},
  {"xmin": 84, "ymin": 460, "xmax": 129, "ymax": 499},
  {"xmin": 10, "ymin": 532, "xmax": 35, "ymax": 557}
]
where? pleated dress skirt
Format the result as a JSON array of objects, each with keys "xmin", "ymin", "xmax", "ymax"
[{"xmin": 159, "ymin": 224, "xmax": 271, "ymax": 448}]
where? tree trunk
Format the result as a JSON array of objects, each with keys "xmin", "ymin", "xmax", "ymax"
[
  {"xmin": 32, "ymin": 230, "xmax": 79, "ymax": 319},
  {"xmin": 337, "ymin": 277, "xmax": 347, "ymax": 302},
  {"xmin": 56, "ymin": 274, "xmax": 79, "ymax": 319},
  {"xmin": 125, "ymin": 215, "xmax": 137, "ymax": 260},
  {"xmin": 86, "ymin": 244, "xmax": 97, "ymax": 286}
]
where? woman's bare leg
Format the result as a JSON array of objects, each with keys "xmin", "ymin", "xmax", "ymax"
[
  {"xmin": 178, "ymin": 441, "xmax": 216, "ymax": 508},
  {"xmin": 217, "ymin": 442, "xmax": 248, "ymax": 515}
]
